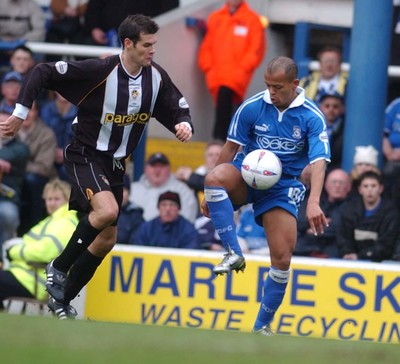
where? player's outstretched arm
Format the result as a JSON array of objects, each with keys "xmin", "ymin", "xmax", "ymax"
[{"xmin": 306, "ymin": 159, "xmax": 329, "ymax": 235}]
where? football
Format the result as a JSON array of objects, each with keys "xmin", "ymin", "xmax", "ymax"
[{"xmin": 241, "ymin": 149, "xmax": 282, "ymax": 190}]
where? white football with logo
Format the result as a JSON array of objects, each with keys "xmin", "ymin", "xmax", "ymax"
[{"xmin": 241, "ymin": 149, "xmax": 282, "ymax": 190}]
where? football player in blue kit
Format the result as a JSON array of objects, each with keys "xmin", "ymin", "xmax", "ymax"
[
  {"xmin": 0, "ymin": 14, "xmax": 193, "ymax": 319},
  {"xmin": 201, "ymin": 56, "xmax": 331, "ymax": 335}
]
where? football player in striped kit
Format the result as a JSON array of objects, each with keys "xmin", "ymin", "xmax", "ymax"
[{"xmin": 0, "ymin": 14, "xmax": 193, "ymax": 318}]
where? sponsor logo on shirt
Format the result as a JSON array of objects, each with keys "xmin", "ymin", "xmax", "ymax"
[
  {"xmin": 257, "ymin": 136, "xmax": 305, "ymax": 152},
  {"xmin": 255, "ymin": 123, "xmax": 269, "ymax": 132},
  {"xmin": 319, "ymin": 130, "xmax": 329, "ymax": 142},
  {"xmin": 210, "ymin": 193, "xmax": 224, "ymax": 199},
  {"xmin": 104, "ymin": 112, "xmax": 151, "ymax": 126},
  {"xmin": 179, "ymin": 97, "xmax": 189, "ymax": 109}
]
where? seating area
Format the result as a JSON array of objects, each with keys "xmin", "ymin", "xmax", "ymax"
[
  {"xmin": 146, "ymin": 138, "xmax": 207, "ymax": 172},
  {"xmin": 3, "ymin": 262, "xmax": 49, "ymax": 316}
]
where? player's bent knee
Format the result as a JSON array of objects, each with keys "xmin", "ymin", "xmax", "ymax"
[
  {"xmin": 270, "ymin": 252, "xmax": 292, "ymax": 270},
  {"xmin": 92, "ymin": 208, "xmax": 119, "ymax": 228},
  {"xmin": 204, "ymin": 169, "xmax": 220, "ymax": 186},
  {"xmin": 205, "ymin": 166, "xmax": 238, "ymax": 187}
]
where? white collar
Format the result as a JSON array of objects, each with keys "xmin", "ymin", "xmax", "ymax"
[{"xmin": 263, "ymin": 86, "xmax": 306, "ymax": 109}]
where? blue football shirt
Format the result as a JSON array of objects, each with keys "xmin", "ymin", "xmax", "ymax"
[{"xmin": 228, "ymin": 87, "xmax": 331, "ymax": 177}]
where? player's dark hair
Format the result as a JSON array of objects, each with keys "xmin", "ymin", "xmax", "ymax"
[
  {"xmin": 267, "ymin": 56, "xmax": 298, "ymax": 81},
  {"xmin": 118, "ymin": 14, "xmax": 159, "ymax": 47}
]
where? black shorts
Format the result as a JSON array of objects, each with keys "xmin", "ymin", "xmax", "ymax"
[{"xmin": 64, "ymin": 142, "xmax": 125, "ymax": 219}]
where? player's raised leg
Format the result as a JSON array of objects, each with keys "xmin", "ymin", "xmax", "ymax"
[{"xmin": 203, "ymin": 162, "xmax": 247, "ymax": 275}]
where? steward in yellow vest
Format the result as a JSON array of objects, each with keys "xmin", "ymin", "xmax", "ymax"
[
  {"xmin": 0, "ymin": 179, "xmax": 78, "ymax": 307},
  {"xmin": 6, "ymin": 203, "xmax": 78, "ymax": 301}
]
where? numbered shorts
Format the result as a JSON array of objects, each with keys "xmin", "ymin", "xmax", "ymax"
[
  {"xmin": 64, "ymin": 142, "xmax": 125, "ymax": 220},
  {"xmin": 231, "ymin": 157, "xmax": 306, "ymax": 226}
]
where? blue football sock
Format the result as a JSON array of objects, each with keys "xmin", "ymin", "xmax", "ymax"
[
  {"xmin": 253, "ymin": 266, "xmax": 290, "ymax": 330},
  {"xmin": 204, "ymin": 186, "xmax": 243, "ymax": 256}
]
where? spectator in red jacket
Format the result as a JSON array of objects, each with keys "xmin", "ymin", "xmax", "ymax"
[{"xmin": 198, "ymin": 0, "xmax": 266, "ymax": 140}]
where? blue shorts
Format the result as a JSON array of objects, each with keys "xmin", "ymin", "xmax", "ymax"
[{"xmin": 232, "ymin": 153, "xmax": 306, "ymax": 226}]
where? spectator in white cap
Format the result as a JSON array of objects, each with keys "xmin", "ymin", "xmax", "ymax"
[
  {"xmin": 129, "ymin": 152, "xmax": 198, "ymax": 223},
  {"xmin": 350, "ymin": 145, "xmax": 381, "ymax": 196},
  {"xmin": 353, "ymin": 145, "xmax": 378, "ymax": 166}
]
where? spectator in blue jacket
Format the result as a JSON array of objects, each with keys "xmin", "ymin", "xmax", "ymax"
[
  {"xmin": 236, "ymin": 204, "xmax": 269, "ymax": 255},
  {"xmin": 133, "ymin": 191, "xmax": 202, "ymax": 249},
  {"xmin": 40, "ymin": 92, "xmax": 77, "ymax": 180}
]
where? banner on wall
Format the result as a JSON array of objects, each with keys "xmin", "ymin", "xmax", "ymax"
[{"xmin": 85, "ymin": 246, "xmax": 400, "ymax": 344}]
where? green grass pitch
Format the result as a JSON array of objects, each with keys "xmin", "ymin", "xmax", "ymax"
[{"xmin": 1, "ymin": 313, "xmax": 398, "ymax": 364}]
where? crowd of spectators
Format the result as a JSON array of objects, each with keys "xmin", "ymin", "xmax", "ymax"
[{"xmin": 0, "ymin": 2, "xmax": 399, "ymax": 267}]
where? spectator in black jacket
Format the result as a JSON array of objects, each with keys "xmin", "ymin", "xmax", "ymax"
[
  {"xmin": 318, "ymin": 93, "xmax": 345, "ymax": 171},
  {"xmin": 0, "ymin": 135, "xmax": 29, "ymax": 253},
  {"xmin": 336, "ymin": 171, "xmax": 400, "ymax": 262},
  {"xmin": 295, "ymin": 168, "xmax": 351, "ymax": 258}
]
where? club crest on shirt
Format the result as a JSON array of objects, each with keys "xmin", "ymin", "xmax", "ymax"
[
  {"xmin": 131, "ymin": 89, "xmax": 139, "ymax": 99},
  {"xmin": 292, "ymin": 126, "xmax": 302, "ymax": 139}
]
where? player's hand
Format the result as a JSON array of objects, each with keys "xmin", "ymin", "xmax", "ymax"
[
  {"xmin": 306, "ymin": 200, "xmax": 328, "ymax": 236},
  {"xmin": 201, "ymin": 199, "xmax": 210, "ymax": 218},
  {"xmin": 175, "ymin": 122, "xmax": 192, "ymax": 142},
  {"xmin": 0, "ymin": 115, "xmax": 23, "ymax": 137}
]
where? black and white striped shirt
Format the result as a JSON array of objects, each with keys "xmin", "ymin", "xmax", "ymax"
[{"xmin": 14, "ymin": 55, "xmax": 192, "ymax": 159}]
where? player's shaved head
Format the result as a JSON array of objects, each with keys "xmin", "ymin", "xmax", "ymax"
[{"xmin": 266, "ymin": 56, "xmax": 298, "ymax": 81}]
